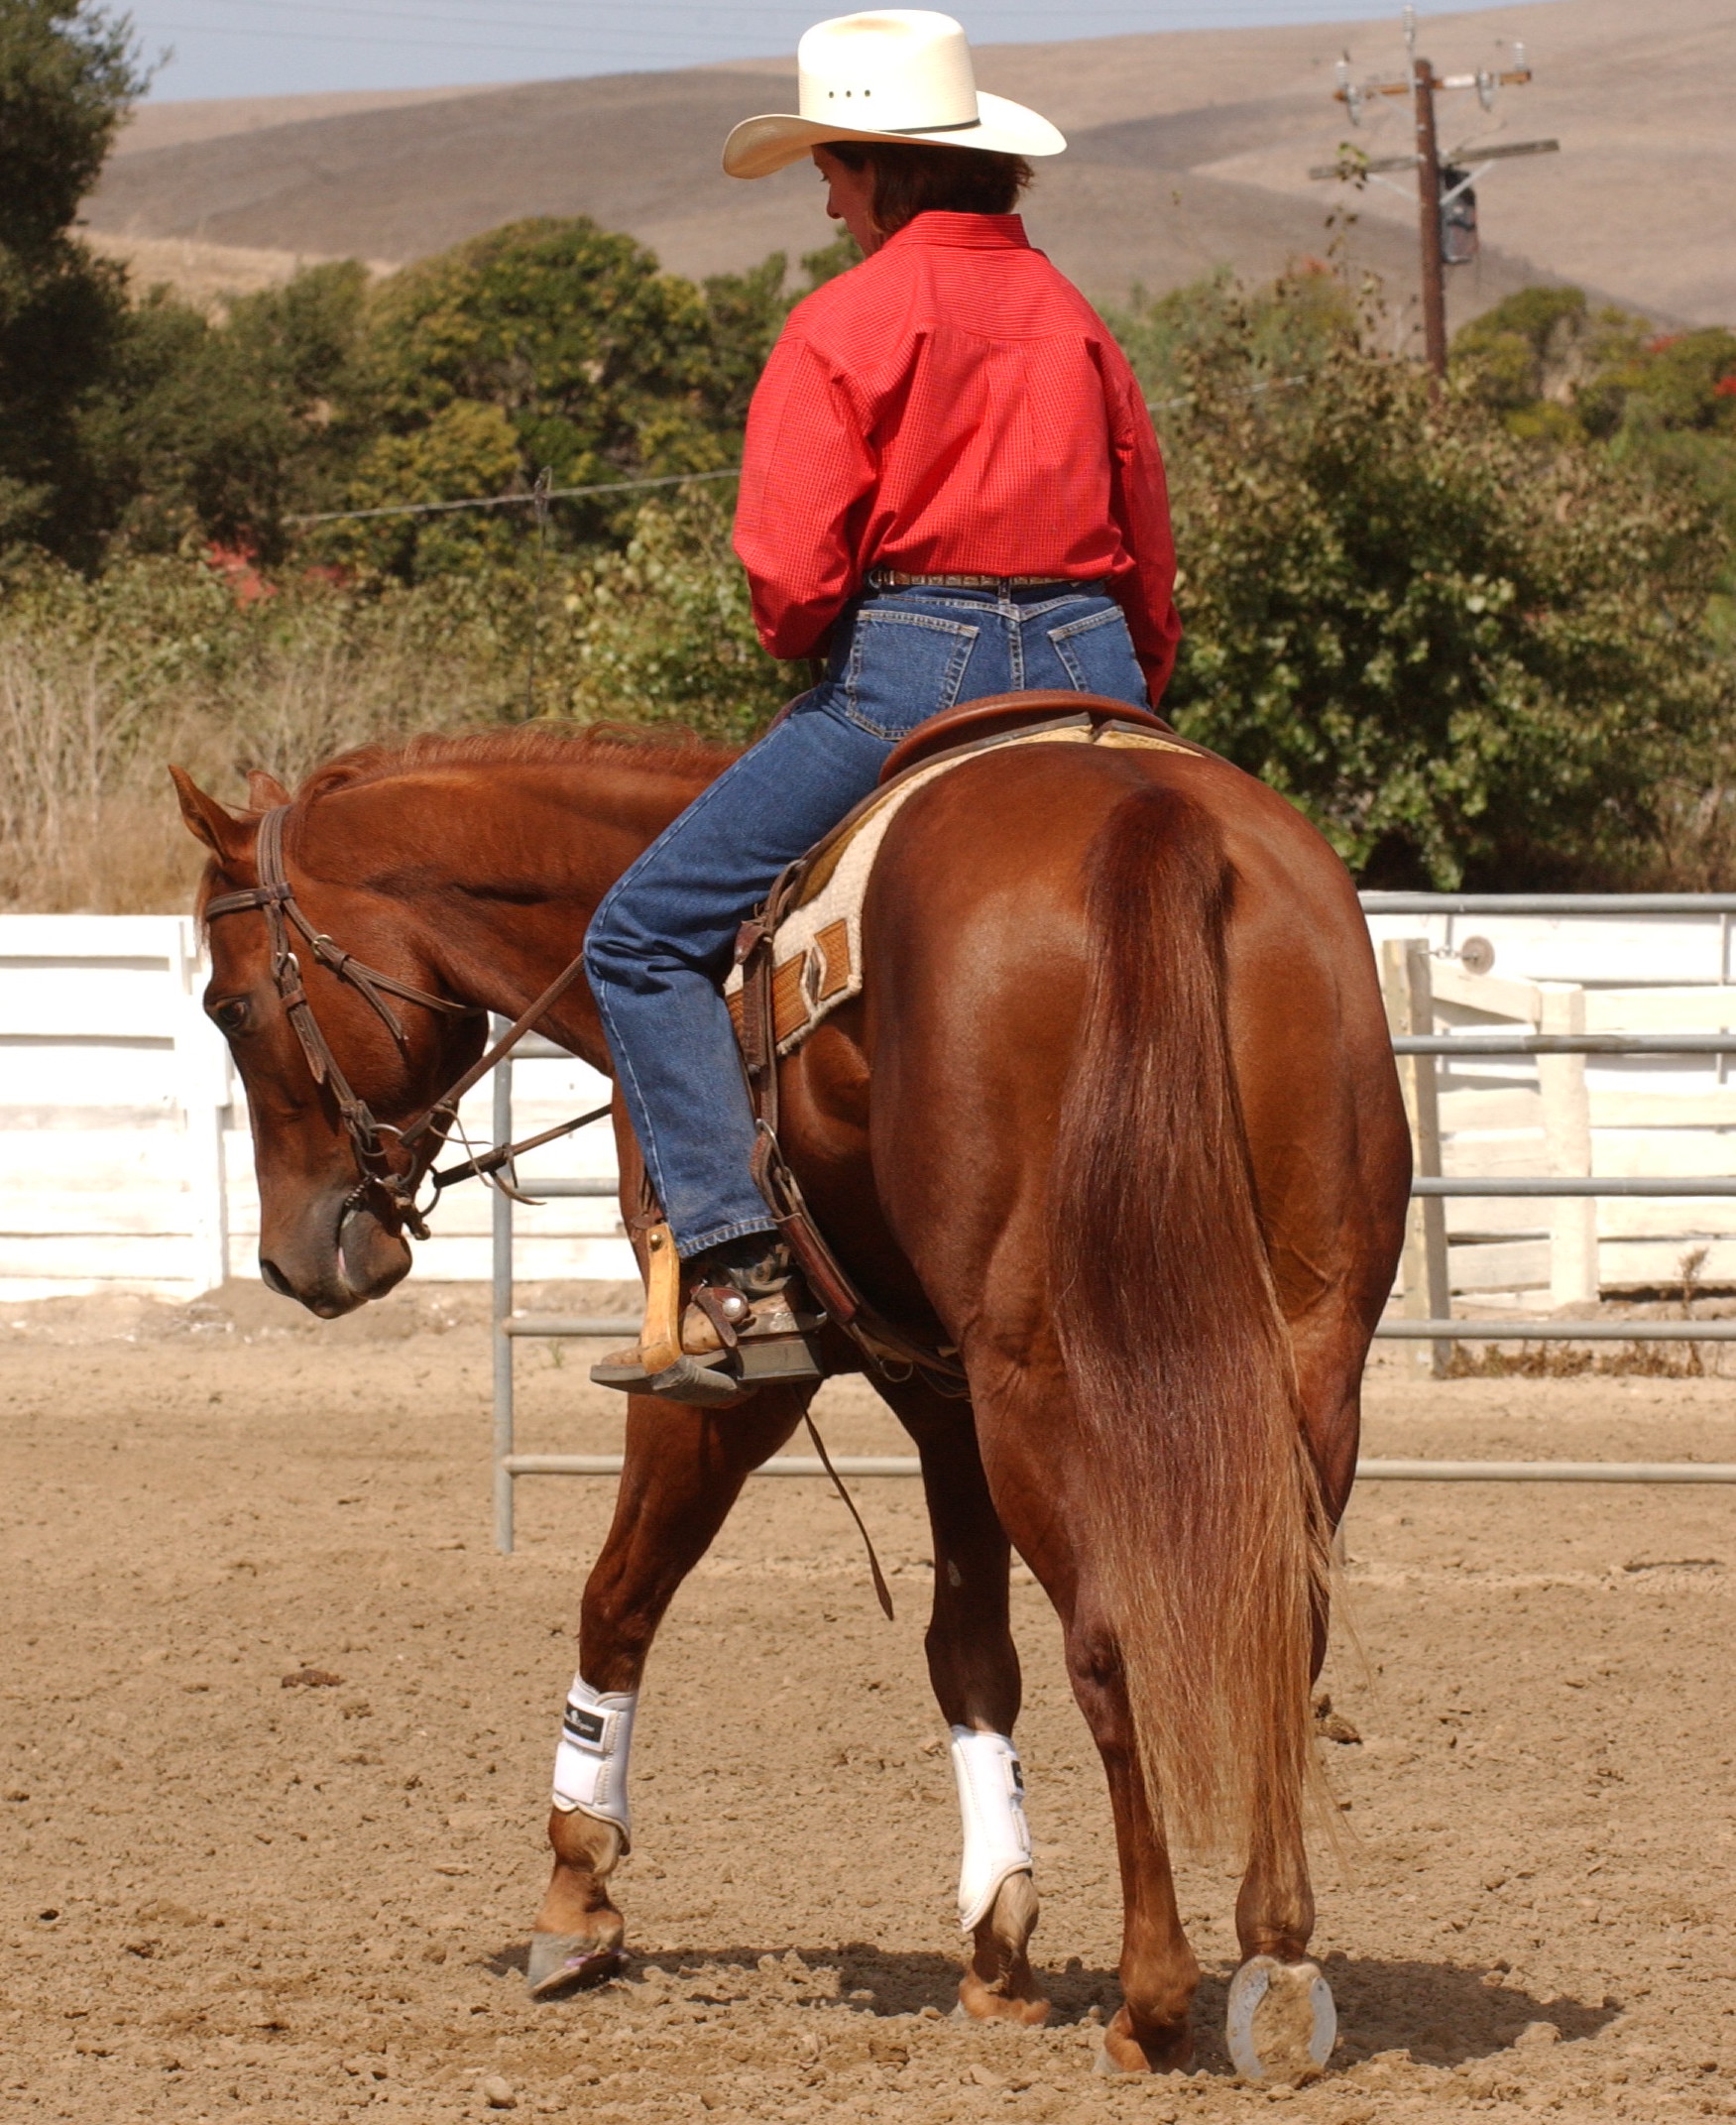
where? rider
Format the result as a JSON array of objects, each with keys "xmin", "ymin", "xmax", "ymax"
[{"xmin": 584, "ymin": 8, "xmax": 1181, "ymax": 1401}]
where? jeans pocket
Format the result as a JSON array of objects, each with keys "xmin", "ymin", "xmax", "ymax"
[
  {"xmin": 1047, "ymin": 603, "xmax": 1150, "ymax": 706},
  {"xmin": 841, "ymin": 610, "xmax": 980, "ymax": 740}
]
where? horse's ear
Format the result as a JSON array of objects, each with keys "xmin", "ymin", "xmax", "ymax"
[
  {"xmin": 246, "ymin": 768, "xmax": 291, "ymax": 812},
  {"xmin": 170, "ymin": 766, "xmax": 255, "ymax": 866}
]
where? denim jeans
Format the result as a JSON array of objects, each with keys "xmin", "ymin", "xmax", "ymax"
[{"xmin": 583, "ymin": 580, "xmax": 1150, "ymax": 1255}]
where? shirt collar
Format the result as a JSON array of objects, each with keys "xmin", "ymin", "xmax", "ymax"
[{"xmin": 882, "ymin": 212, "xmax": 1032, "ymax": 253}]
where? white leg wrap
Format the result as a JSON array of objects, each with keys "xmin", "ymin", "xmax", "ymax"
[
  {"xmin": 551, "ymin": 1674, "xmax": 637, "ymax": 1846},
  {"xmin": 950, "ymin": 1726, "xmax": 1033, "ymax": 1931}
]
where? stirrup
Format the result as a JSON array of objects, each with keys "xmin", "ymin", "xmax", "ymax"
[{"xmin": 589, "ymin": 1223, "xmax": 827, "ymax": 1405}]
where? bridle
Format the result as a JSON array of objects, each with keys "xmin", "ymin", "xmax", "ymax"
[{"xmin": 204, "ymin": 804, "xmax": 604, "ymax": 1240}]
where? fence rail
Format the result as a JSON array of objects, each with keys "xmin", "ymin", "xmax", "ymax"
[{"xmin": 490, "ymin": 889, "xmax": 1736, "ymax": 1547}]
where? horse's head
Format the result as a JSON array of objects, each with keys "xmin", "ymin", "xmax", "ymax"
[{"xmin": 173, "ymin": 766, "xmax": 489, "ymax": 1317}]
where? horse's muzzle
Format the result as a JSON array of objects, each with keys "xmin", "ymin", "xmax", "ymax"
[{"xmin": 258, "ymin": 1187, "xmax": 412, "ymax": 1317}]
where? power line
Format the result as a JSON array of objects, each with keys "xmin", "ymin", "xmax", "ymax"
[
  {"xmin": 135, "ymin": 0, "xmax": 1482, "ymax": 45},
  {"xmin": 284, "ymin": 463, "xmax": 740, "ymax": 528},
  {"xmin": 284, "ymin": 382, "xmax": 1310, "ymax": 530},
  {"xmin": 143, "ymin": 17, "xmax": 721, "ymax": 56}
]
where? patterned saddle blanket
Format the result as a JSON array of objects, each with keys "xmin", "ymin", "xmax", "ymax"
[{"xmin": 724, "ymin": 703, "xmax": 1197, "ymax": 1060}]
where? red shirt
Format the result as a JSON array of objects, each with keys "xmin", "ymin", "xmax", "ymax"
[{"xmin": 733, "ymin": 211, "xmax": 1180, "ymax": 698}]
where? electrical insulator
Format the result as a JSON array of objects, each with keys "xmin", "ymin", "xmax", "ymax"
[{"xmin": 1440, "ymin": 165, "xmax": 1478, "ymax": 265}]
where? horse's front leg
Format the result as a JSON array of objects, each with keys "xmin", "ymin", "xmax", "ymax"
[
  {"xmin": 528, "ymin": 1384, "xmax": 806, "ymax": 1998},
  {"xmin": 878, "ymin": 1379, "xmax": 1048, "ymax": 2027}
]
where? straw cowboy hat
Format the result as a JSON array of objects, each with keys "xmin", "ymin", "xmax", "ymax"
[{"xmin": 722, "ymin": 9, "xmax": 1066, "ymax": 179}]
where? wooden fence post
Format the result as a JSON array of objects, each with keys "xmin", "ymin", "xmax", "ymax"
[{"xmin": 1381, "ymin": 937, "xmax": 1451, "ymax": 1376}]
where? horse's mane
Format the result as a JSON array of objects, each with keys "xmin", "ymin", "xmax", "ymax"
[{"xmin": 294, "ymin": 721, "xmax": 742, "ymax": 805}]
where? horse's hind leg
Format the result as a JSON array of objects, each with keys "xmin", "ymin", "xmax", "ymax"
[
  {"xmin": 1224, "ymin": 1352, "xmax": 1360, "ymax": 2081},
  {"xmin": 528, "ymin": 1384, "xmax": 805, "ymax": 1999},
  {"xmin": 877, "ymin": 1378, "xmax": 1048, "ymax": 2026},
  {"xmin": 961, "ymin": 1373, "xmax": 1201, "ymax": 2072}
]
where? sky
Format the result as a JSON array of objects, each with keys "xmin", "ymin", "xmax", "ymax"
[{"xmin": 126, "ymin": 0, "xmax": 1537, "ymax": 103}]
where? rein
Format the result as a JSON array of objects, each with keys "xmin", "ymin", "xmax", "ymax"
[{"xmin": 204, "ymin": 804, "xmax": 605, "ymax": 1239}]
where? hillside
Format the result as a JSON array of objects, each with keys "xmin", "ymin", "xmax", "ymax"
[{"xmin": 88, "ymin": 0, "xmax": 1731, "ymax": 327}]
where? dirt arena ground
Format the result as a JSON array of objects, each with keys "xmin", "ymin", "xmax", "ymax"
[{"xmin": 5, "ymin": 1281, "xmax": 1736, "ymax": 2124}]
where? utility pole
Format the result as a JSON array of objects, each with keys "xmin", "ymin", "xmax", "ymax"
[
  {"xmin": 1412, "ymin": 54, "xmax": 1447, "ymax": 376},
  {"xmin": 1313, "ymin": 10, "xmax": 1558, "ymax": 380}
]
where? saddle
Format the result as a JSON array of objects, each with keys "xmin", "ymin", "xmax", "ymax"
[
  {"xmin": 725, "ymin": 691, "xmax": 1193, "ymax": 1058},
  {"xmin": 729, "ymin": 691, "xmax": 1200, "ymax": 1394}
]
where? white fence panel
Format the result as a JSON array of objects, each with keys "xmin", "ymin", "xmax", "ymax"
[
  {"xmin": 1365, "ymin": 903, "xmax": 1736, "ymax": 1298},
  {"xmin": 0, "ymin": 915, "xmax": 226, "ymax": 1300},
  {"xmin": 10, "ymin": 904, "xmax": 1736, "ymax": 1304}
]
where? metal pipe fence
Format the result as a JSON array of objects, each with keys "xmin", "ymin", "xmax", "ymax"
[{"xmin": 489, "ymin": 894, "xmax": 1736, "ymax": 1550}]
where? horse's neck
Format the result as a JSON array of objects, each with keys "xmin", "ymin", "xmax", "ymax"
[{"xmin": 336, "ymin": 753, "xmax": 722, "ymax": 1069}]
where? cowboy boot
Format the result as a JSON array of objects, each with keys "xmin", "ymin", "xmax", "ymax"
[{"xmin": 591, "ymin": 1232, "xmax": 826, "ymax": 1406}]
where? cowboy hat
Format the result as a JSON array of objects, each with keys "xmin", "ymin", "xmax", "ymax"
[{"xmin": 722, "ymin": 10, "xmax": 1066, "ymax": 179}]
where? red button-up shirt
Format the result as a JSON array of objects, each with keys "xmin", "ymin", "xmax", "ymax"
[{"xmin": 733, "ymin": 211, "xmax": 1180, "ymax": 698}]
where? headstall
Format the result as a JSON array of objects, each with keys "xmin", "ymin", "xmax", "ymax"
[{"xmin": 204, "ymin": 805, "xmax": 605, "ymax": 1239}]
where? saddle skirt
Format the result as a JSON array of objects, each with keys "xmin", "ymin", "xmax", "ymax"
[{"xmin": 724, "ymin": 704, "xmax": 1198, "ymax": 1060}]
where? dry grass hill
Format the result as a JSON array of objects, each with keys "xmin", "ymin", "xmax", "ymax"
[{"xmin": 89, "ymin": 0, "xmax": 1730, "ymax": 331}]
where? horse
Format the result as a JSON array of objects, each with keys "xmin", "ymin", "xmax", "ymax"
[{"xmin": 172, "ymin": 708, "xmax": 1409, "ymax": 2077}]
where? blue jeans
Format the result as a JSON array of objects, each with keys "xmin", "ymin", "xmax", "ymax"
[{"xmin": 583, "ymin": 580, "xmax": 1150, "ymax": 1255}]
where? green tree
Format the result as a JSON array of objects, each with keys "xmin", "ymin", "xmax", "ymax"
[
  {"xmin": 84, "ymin": 261, "xmax": 373, "ymax": 559},
  {"xmin": 343, "ymin": 217, "xmax": 735, "ymax": 577},
  {"xmin": 0, "ymin": 0, "xmax": 146, "ymax": 564},
  {"xmin": 1116, "ymin": 277, "xmax": 1733, "ymax": 887},
  {"xmin": 550, "ymin": 485, "xmax": 798, "ymax": 738}
]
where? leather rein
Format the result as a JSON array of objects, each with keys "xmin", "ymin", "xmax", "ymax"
[
  {"xmin": 203, "ymin": 805, "xmax": 606, "ymax": 1240},
  {"xmin": 205, "ymin": 803, "xmax": 966, "ymax": 1398}
]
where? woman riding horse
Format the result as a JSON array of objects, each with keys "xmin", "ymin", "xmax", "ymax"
[
  {"xmin": 174, "ymin": 7, "xmax": 1406, "ymax": 2072},
  {"xmin": 582, "ymin": 7, "xmax": 1181, "ymax": 1402}
]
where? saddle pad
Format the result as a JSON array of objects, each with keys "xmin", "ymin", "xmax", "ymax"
[{"xmin": 724, "ymin": 721, "xmax": 1194, "ymax": 1059}]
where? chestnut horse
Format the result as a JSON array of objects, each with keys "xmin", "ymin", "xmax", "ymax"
[{"xmin": 173, "ymin": 716, "xmax": 1408, "ymax": 2076}]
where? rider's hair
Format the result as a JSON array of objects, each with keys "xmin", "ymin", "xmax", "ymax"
[{"xmin": 823, "ymin": 141, "xmax": 1032, "ymax": 236}]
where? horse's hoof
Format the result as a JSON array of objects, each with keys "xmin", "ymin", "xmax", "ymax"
[
  {"xmin": 954, "ymin": 1995, "xmax": 1050, "ymax": 2028},
  {"xmin": 1095, "ymin": 2008, "xmax": 1192, "ymax": 2075},
  {"xmin": 525, "ymin": 1931, "xmax": 626, "ymax": 2000},
  {"xmin": 1225, "ymin": 1955, "xmax": 1335, "ymax": 2083}
]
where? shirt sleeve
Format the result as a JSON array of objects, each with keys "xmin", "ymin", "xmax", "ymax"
[
  {"xmin": 1102, "ymin": 362, "xmax": 1183, "ymax": 704},
  {"xmin": 734, "ymin": 326, "xmax": 877, "ymax": 663}
]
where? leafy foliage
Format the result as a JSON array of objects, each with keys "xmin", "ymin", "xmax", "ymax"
[
  {"xmin": 552, "ymin": 487, "xmax": 798, "ymax": 739},
  {"xmin": 0, "ymin": 0, "xmax": 145, "ymax": 563},
  {"xmin": 346, "ymin": 219, "xmax": 734, "ymax": 570},
  {"xmin": 83, "ymin": 262, "xmax": 374, "ymax": 560},
  {"xmin": 3, "ymin": 73, "xmax": 1733, "ymax": 900},
  {"xmin": 1112, "ymin": 276, "xmax": 1734, "ymax": 887}
]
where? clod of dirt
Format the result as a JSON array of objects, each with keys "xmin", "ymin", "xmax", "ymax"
[
  {"xmin": 281, "ymin": 1666, "xmax": 343, "ymax": 1688},
  {"xmin": 1313, "ymin": 1694, "xmax": 1362, "ymax": 1744},
  {"xmin": 480, "ymin": 2074, "xmax": 517, "ymax": 2109},
  {"xmin": 1515, "ymin": 2021, "xmax": 1562, "ymax": 2050}
]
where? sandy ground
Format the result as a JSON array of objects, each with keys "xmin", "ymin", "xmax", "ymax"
[{"xmin": 5, "ymin": 1281, "xmax": 1736, "ymax": 2123}]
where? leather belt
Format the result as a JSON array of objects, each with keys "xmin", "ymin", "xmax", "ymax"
[{"xmin": 865, "ymin": 570, "xmax": 1079, "ymax": 591}]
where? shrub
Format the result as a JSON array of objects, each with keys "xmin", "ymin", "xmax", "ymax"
[
  {"xmin": 0, "ymin": 0, "xmax": 145, "ymax": 565},
  {"xmin": 1111, "ymin": 276, "xmax": 1734, "ymax": 887}
]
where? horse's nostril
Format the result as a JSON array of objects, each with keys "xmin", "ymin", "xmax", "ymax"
[{"xmin": 258, "ymin": 1256, "xmax": 293, "ymax": 1298}]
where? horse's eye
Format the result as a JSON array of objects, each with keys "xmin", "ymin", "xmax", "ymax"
[{"xmin": 210, "ymin": 998, "xmax": 251, "ymax": 1036}]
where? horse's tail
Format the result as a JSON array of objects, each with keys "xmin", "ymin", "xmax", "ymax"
[{"xmin": 1051, "ymin": 779, "xmax": 1327, "ymax": 1858}]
